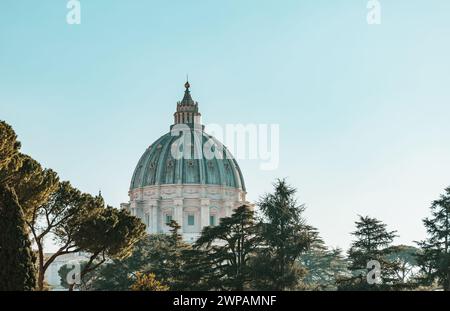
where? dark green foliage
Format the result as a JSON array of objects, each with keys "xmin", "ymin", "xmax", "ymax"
[
  {"xmin": 58, "ymin": 262, "xmax": 91, "ymax": 290},
  {"xmin": 339, "ymin": 215, "xmax": 398, "ymax": 290},
  {"xmin": 8, "ymin": 155, "xmax": 59, "ymax": 221},
  {"xmin": 98, "ymin": 235, "xmax": 173, "ymax": 290},
  {"xmin": 194, "ymin": 205, "xmax": 262, "ymax": 291},
  {"xmin": 383, "ymin": 245, "xmax": 420, "ymax": 287},
  {"xmin": 90, "ymin": 220, "xmax": 187, "ymax": 291},
  {"xmin": 0, "ymin": 121, "xmax": 38, "ymax": 291},
  {"xmin": 299, "ymin": 240, "xmax": 350, "ymax": 291},
  {"xmin": 74, "ymin": 206, "xmax": 146, "ymax": 260},
  {"xmin": 0, "ymin": 121, "xmax": 22, "ymax": 183},
  {"xmin": 416, "ymin": 187, "xmax": 450, "ymax": 291},
  {"xmin": 155, "ymin": 221, "xmax": 192, "ymax": 290},
  {"xmin": 66, "ymin": 230, "xmax": 191, "ymax": 291},
  {"xmin": 253, "ymin": 179, "xmax": 315, "ymax": 290},
  {"xmin": 24, "ymin": 178, "xmax": 146, "ymax": 290},
  {"xmin": 0, "ymin": 185, "xmax": 37, "ymax": 291},
  {"xmin": 66, "ymin": 206, "xmax": 146, "ymax": 290},
  {"xmin": 59, "ymin": 237, "xmax": 155, "ymax": 291},
  {"xmin": 31, "ymin": 181, "xmax": 102, "ymax": 290}
]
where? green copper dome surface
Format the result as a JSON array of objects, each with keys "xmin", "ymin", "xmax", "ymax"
[{"xmin": 130, "ymin": 130, "xmax": 246, "ymax": 191}]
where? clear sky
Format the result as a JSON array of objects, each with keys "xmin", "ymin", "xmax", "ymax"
[{"xmin": 1, "ymin": 0, "xmax": 450, "ymax": 250}]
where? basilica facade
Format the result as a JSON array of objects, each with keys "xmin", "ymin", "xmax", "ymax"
[{"xmin": 121, "ymin": 82, "xmax": 250, "ymax": 242}]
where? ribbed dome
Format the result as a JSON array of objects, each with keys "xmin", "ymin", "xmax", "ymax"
[{"xmin": 130, "ymin": 130, "xmax": 246, "ymax": 191}]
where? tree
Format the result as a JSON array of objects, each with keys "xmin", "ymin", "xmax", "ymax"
[
  {"xmin": 0, "ymin": 185, "xmax": 37, "ymax": 291},
  {"xmin": 67, "ymin": 206, "xmax": 146, "ymax": 291},
  {"xmin": 72, "ymin": 231, "xmax": 191, "ymax": 291},
  {"xmin": 340, "ymin": 215, "xmax": 397, "ymax": 290},
  {"xmin": 154, "ymin": 220, "xmax": 192, "ymax": 290},
  {"xmin": 88, "ymin": 235, "xmax": 171, "ymax": 290},
  {"xmin": 0, "ymin": 122, "xmax": 59, "ymax": 221},
  {"xmin": 383, "ymin": 245, "xmax": 420, "ymax": 287},
  {"xmin": 27, "ymin": 181, "xmax": 102, "ymax": 290},
  {"xmin": 416, "ymin": 187, "xmax": 450, "ymax": 291},
  {"xmin": 1, "ymin": 120, "xmax": 146, "ymax": 291},
  {"xmin": 130, "ymin": 273, "xmax": 169, "ymax": 291},
  {"xmin": 0, "ymin": 121, "xmax": 22, "ymax": 183},
  {"xmin": 299, "ymin": 240, "xmax": 350, "ymax": 291},
  {"xmin": 194, "ymin": 205, "xmax": 262, "ymax": 291},
  {"xmin": 8, "ymin": 155, "xmax": 59, "ymax": 221},
  {"xmin": 178, "ymin": 247, "xmax": 215, "ymax": 291},
  {"xmin": 254, "ymin": 179, "xmax": 315, "ymax": 290},
  {"xmin": 0, "ymin": 121, "xmax": 42, "ymax": 291},
  {"xmin": 58, "ymin": 261, "xmax": 94, "ymax": 291},
  {"xmin": 25, "ymin": 180, "xmax": 146, "ymax": 291}
]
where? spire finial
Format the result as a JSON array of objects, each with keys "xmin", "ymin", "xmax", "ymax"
[{"xmin": 185, "ymin": 75, "xmax": 190, "ymax": 90}]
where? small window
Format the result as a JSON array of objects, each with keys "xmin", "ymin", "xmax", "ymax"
[
  {"xmin": 188, "ymin": 215, "xmax": 195, "ymax": 226},
  {"xmin": 210, "ymin": 215, "xmax": 216, "ymax": 226},
  {"xmin": 165, "ymin": 214, "xmax": 173, "ymax": 225}
]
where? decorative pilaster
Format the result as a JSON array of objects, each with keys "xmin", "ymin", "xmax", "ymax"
[
  {"xmin": 143, "ymin": 205, "xmax": 151, "ymax": 234},
  {"xmin": 200, "ymin": 198, "xmax": 210, "ymax": 229},
  {"xmin": 173, "ymin": 198, "xmax": 184, "ymax": 232},
  {"xmin": 145, "ymin": 199, "xmax": 159, "ymax": 234},
  {"xmin": 151, "ymin": 206, "xmax": 158, "ymax": 233}
]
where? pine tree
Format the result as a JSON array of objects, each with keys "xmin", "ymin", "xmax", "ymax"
[
  {"xmin": 340, "ymin": 215, "xmax": 397, "ymax": 290},
  {"xmin": 0, "ymin": 185, "xmax": 37, "ymax": 291},
  {"xmin": 67, "ymin": 206, "xmax": 147, "ymax": 291},
  {"xmin": 154, "ymin": 220, "xmax": 192, "ymax": 290},
  {"xmin": 416, "ymin": 187, "xmax": 450, "ymax": 291},
  {"xmin": 253, "ymin": 179, "xmax": 315, "ymax": 290},
  {"xmin": 194, "ymin": 205, "xmax": 261, "ymax": 291},
  {"xmin": 299, "ymin": 239, "xmax": 351, "ymax": 291}
]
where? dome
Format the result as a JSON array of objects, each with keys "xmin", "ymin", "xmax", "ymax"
[
  {"xmin": 130, "ymin": 131, "xmax": 246, "ymax": 191},
  {"xmin": 130, "ymin": 81, "xmax": 246, "ymax": 192}
]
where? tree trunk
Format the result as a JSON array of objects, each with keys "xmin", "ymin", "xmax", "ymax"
[
  {"xmin": 446, "ymin": 269, "xmax": 450, "ymax": 291},
  {"xmin": 37, "ymin": 249, "xmax": 45, "ymax": 290}
]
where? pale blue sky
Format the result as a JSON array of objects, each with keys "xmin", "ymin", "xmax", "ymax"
[{"xmin": 1, "ymin": 1, "xmax": 450, "ymax": 249}]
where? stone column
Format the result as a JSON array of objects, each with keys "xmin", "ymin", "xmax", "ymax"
[
  {"xmin": 151, "ymin": 206, "xmax": 158, "ymax": 233},
  {"xmin": 200, "ymin": 198, "xmax": 210, "ymax": 229},
  {"xmin": 173, "ymin": 198, "xmax": 184, "ymax": 232},
  {"xmin": 143, "ymin": 206, "xmax": 151, "ymax": 234},
  {"xmin": 147, "ymin": 199, "xmax": 159, "ymax": 234}
]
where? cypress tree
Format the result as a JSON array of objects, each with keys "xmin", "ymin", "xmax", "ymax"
[{"xmin": 0, "ymin": 185, "xmax": 37, "ymax": 291}]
